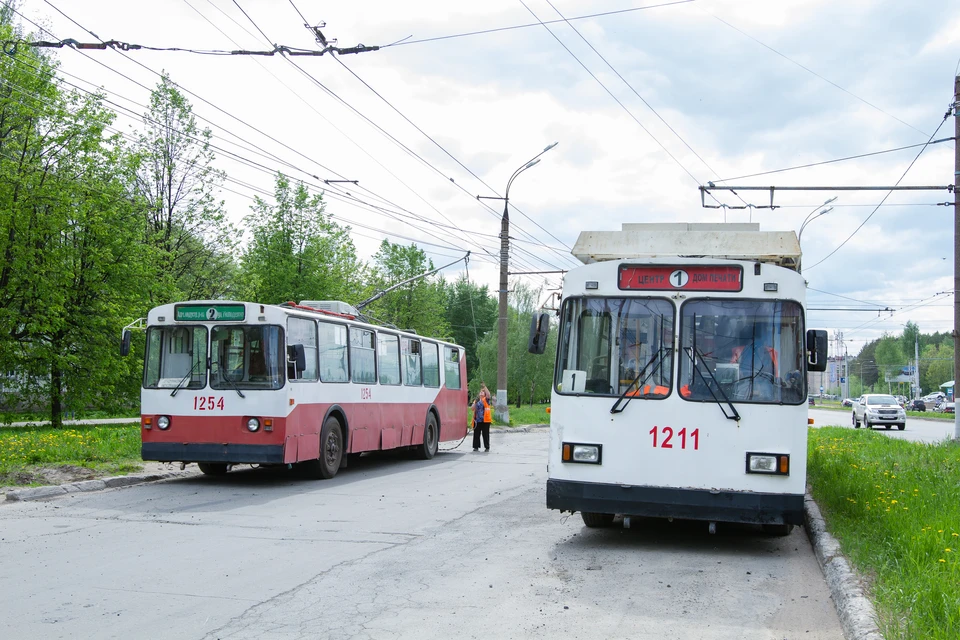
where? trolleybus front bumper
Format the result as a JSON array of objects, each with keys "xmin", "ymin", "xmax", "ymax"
[
  {"xmin": 142, "ymin": 443, "xmax": 285, "ymax": 465},
  {"xmin": 547, "ymin": 478, "xmax": 804, "ymax": 525}
]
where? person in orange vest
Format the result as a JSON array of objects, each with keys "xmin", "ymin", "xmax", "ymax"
[{"xmin": 473, "ymin": 384, "xmax": 493, "ymax": 451}]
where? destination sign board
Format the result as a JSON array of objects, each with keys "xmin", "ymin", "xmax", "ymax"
[
  {"xmin": 618, "ymin": 265, "xmax": 743, "ymax": 292},
  {"xmin": 174, "ymin": 304, "xmax": 246, "ymax": 321}
]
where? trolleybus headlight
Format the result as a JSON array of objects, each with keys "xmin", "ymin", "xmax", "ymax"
[
  {"xmin": 246, "ymin": 417, "xmax": 260, "ymax": 432},
  {"xmin": 561, "ymin": 442, "xmax": 602, "ymax": 464},
  {"xmin": 157, "ymin": 416, "xmax": 171, "ymax": 430},
  {"xmin": 746, "ymin": 452, "xmax": 789, "ymax": 475}
]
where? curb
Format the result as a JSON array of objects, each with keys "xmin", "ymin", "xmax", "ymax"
[
  {"xmin": 4, "ymin": 470, "xmax": 197, "ymax": 503},
  {"xmin": 804, "ymin": 492, "xmax": 884, "ymax": 640}
]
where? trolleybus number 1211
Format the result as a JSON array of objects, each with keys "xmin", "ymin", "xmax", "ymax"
[
  {"xmin": 649, "ymin": 426, "xmax": 699, "ymax": 450},
  {"xmin": 194, "ymin": 396, "xmax": 226, "ymax": 411}
]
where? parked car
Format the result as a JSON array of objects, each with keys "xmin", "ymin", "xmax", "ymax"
[
  {"xmin": 922, "ymin": 393, "xmax": 945, "ymax": 405},
  {"xmin": 907, "ymin": 399, "xmax": 926, "ymax": 412},
  {"xmin": 852, "ymin": 394, "xmax": 906, "ymax": 430},
  {"xmin": 934, "ymin": 401, "xmax": 956, "ymax": 414},
  {"xmin": 841, "ymin": 398, "xmax": 853, "ymax": 407}
]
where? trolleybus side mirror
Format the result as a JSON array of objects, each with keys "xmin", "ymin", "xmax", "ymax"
[
  {"xmin": 120, "ymin": 329, "xmax": 132, "ymax": 357},
  {"xmin": 528, "ymin": 313, "xmax": 550, "ymax": 354},
  {"xmin": 288, "ymin": 344, "xmax": 306, "ymax": 373},
  {"xmin": 806, "ymin": 329, "xmax": 828, "ymax": 372}
]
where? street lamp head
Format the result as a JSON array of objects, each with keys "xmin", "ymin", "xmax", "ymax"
[
  {"xmin": 524, "ymin": 158, "xmax": 541, "ymax": 170},
  {"xmin": 823, "ymin": 196, "xmax": 838, "ymax": 206},
  {"xmin": 544, "ymin": 141, "xmax": 559, "ymax": 152}
]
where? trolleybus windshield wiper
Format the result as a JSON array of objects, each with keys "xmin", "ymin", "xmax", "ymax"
[
  {"xmin": 610, "ymin": 349, "xmax": 664, "ymax": 414},
  {"xmin": 683, "ymin": 346, "xmax": 740, "ymax": 421},
  {"xmin": 212, "ymin": 361, "xmax": 245, "ymax": 398},
  {"xmin": 170, "ymin": 359, "xmax": 203, "ymax": 398}
]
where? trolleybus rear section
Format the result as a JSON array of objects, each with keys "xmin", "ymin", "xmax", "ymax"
[
  {"xmin": 533, "ymin": 224, "xmax": 827, "ymax": 532},
  {"xmin": 126, "ymin": 300, "xmax": 468, "ymax": 478}
]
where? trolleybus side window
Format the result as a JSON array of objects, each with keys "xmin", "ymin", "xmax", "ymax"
[
  {"xmin": 443, "ymin": 346, "xmax": 462, "ymax": 389},
  {"xmin": 402, "ymin": 337, "xmax": 422, "ymax": 386},
  {"xmin": 556, "ymin": 297, "xmax": 674, "ymax": 397},
  {"xmin": 422, "ymin": 342, "xmax": 440, "ymax": 387},
  {"xmin": 378, "ymin": 333, "xmax": 401, "ymax": 385},
  {"xmin": 350, "ymin": 327, "xmax": 377, "ymax": 383},
  {"xmin": 678, "ymin": 299, "xmax": 805, "ymax": 405},
  {"xmin": 210, "ymin": 325, "xmax": 285, "ymax": 390},
  {"xmin": 286, "ymin": 317, "xmax": 318, "ymax": 382},
  {"xmin": 144, "ymin": 326, "xmax": 208, "ymax": 389},
  {"xmin": 317, "ymin": 321, "xmax": 348, "ymax": 383}
]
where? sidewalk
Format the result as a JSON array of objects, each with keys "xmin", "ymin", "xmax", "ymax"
[{"xmin": 3, "ymin": 417, "xmax": 140, "ymax": 427}]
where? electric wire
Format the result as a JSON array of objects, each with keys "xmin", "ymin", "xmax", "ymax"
[
  {"xmin": 382, "ymin": 1, "xmax": 696, "ymax": 48},
  {"xmin": 803, "ymin": 114, "xmax": 950, "ymax": 271},
  {"xmin": 22, "ymin": 3, "xmax": 559, "ymax": 281}
]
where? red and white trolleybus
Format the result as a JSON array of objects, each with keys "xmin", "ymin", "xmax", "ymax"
[{"xmin": 122, "ymin": 300, "xmax": 468, "ymax": 478}]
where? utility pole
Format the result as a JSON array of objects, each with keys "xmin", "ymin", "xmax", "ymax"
[{"xmin": 953, "ymin": 74, "xmax": 959, "ymax": 440}]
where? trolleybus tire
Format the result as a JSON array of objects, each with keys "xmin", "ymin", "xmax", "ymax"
[
  {"xmin": 580, "ymin": 512, "xmax": 615, "ymax": 528},
  {"xmin": 303, "ymin": 416, "xmax": 344, "ymax": 480},
  {"xmin": 414, "ymin": 413, "xmax": 439, "ymax": 460},
  {"xmin": 198, "ymin": 462, "xmax": 229, "ymax": 476},
  {"xmin": 762, "ymin": 523, "xmax": 794, "ymax": 536}
]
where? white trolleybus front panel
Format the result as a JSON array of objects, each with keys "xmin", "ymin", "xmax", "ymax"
[{"xmin": 547, "ymin": 258, "xmax": 811, "ymax": 526}]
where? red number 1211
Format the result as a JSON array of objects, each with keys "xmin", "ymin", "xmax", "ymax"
[{"xmin": 649, "ymin": 426, "xmax": 699, "ymax": 450}]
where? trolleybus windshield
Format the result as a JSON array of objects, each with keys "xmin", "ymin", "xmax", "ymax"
[
  {"xmin": 209, "ymin": 325, "xmax": 285, "ymax": 391},
  {"xmin": 144, "ymin": 326, "xmax": 208, "ymax": 390},
  {"xmin": 678, "ymin": 299, "xmax": 805, "ymax": 405},
  {"xmin": 556, "ymin": 297, "xmax": 674, "ymax": 397}
]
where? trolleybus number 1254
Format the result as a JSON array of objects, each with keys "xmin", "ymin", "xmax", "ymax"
[{"xmin": 194, "ymin": 396, "xmax": 225, "ymax": 411}]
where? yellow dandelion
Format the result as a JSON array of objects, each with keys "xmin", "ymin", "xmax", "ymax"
[
  {"xmin": 946, "ymin": 549, "xmax": 952, "ymax": 553},
  {"xmin": 891, "ymin": 500, "xmax": 898, "ymax": 504},
  {"xmin": 940, "ymin": 559, "xmax": 946, "ymax": 563}
]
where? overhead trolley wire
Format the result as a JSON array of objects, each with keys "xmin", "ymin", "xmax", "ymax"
[{"xmin": 803, "ymin": 113, "xmax": 950, "ymax": 272}]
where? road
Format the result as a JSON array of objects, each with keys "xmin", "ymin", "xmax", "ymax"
[
  {"xmin": 1, "ymin": 429, "xmax": 843, "ymax": 640},
  {"xmin": 809, "ymin": 406, "xmax": 959, "ymax": 443}
]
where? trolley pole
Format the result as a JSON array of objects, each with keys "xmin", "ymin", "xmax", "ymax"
[{"xmin": 953, "ymin": 74, "xmax": 959, "ymax": 440}]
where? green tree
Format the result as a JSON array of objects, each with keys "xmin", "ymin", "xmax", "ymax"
[
  {"xmin": 364, "ymin": 241, "xmax": 450, "ymax": 339},
  {"xmin": 0, "ymin": 20, "xmax": 148, "ymax": 423},
  {"xmin": 240, "ymin": 173, "xmax": 363, "ymax": 305},
  {"xmin": 473, "ymin": 282, "xmax": 556, "ymax": 410},
  {"xmin": 442, "ymin": 274, "xmax": 497, "ymax": 377},
  {"xmin": 131, "ymin": 72, "xmax": 237, "ymax": 303}
]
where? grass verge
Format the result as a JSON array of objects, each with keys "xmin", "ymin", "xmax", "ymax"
[
  {"xmin": 0, "ymin": 424, "xmax": 143, "ymax": 487},
  {"xmin": 807, "ymin": 427, "xmax": 960, "ymax": 639}
]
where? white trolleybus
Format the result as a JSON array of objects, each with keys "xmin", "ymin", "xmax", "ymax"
[
  {"xmin": 121, "ymin": 300, "xmax": 468, "ymax": 478},
  {"xmin": 530, "ymin": 223, "xmax": 827, "ymax": 534}
]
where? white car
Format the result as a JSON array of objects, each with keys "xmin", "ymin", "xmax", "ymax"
[{"xmin": 852, "ymin": 394, "xmax": 906, "ymax": 431}]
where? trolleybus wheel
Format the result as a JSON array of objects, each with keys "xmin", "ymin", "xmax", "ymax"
[
  {"xmin": 316, "ymin": 416, "xmax": 344, "ymax": 479},
  {"xmin": 198, "ymin": 463, "xmax": 229, "ymax": 476},
  {"xmin": 581, "ymin": 512, "xmax": 615, "ymax": 528},
  {"xmin": 762, "ymin": 524, "xmax": 794, "ymax": 536},
  {"xmin": 415, "ymin": 413, "xmax": 439, "ymax": 460}
]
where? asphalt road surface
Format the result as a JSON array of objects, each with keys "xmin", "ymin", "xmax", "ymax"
[
  {"xmin": 1, "ymin": 429, "xmax": 843, "ymax": 640},
  {"xmin": 809, "ymin": 406, "xmax": 960, "ymax": 443}
]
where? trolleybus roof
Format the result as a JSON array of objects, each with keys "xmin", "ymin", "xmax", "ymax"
[{"xmin": 572, "ymin": 223, "xmax": 801, "ymax": 271}]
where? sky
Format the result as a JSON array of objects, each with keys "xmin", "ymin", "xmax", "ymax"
[{"xmin": 11, "ymin": 0, "xmax": 960, "ymax": 360}]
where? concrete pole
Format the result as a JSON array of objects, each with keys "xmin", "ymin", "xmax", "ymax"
[
  {"xmin": 496, "ymin": 198, "xmax": 510, "ymax": 424},
  {"xmin": 954, "ymin": 75, "xmax": 959, "ymax": 440}
]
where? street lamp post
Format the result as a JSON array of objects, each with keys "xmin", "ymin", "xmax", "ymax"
[
  {"xmin": 797, "ymin": 197, "xmax": 837, "ymax": 272},
  {"xmin": 481, "ymin": 142, "xmax": 558, "ymax": 423}
]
